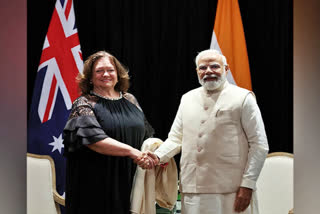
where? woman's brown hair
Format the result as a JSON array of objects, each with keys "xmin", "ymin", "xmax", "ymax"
[{"xmin": 77, "ymin": 51, "xmax": 130, "ymax": 95}]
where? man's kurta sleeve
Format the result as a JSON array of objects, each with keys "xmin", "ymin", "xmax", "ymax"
[
  {"xmin": 154, "ymin": 98, "xmax": 183, "ymax": 163},
  {"xmin": 240, "ymin": 93, "xmax": 269, "ymax": 190}
]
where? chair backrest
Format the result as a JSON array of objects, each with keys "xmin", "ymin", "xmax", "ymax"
[
  {"xmin": 256, "ymin": 152, "xmax": 293, "ymax": 214},
  {"xmin": 27, "ymin": 153, "xmax": 61, "ymax": 214}
]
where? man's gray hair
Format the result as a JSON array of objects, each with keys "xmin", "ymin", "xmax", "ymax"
[{"xmin": 195, "ymin": 49, "xmax": 228, "ymax": 67}]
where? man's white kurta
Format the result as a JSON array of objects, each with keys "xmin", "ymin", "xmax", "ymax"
[
  {"xmin": 154, "ymin": 81, "xmax": 268, "ymax": 213},
  {"xmin": 181, "ymin": 192, "xmax": 259, "ymax": 214}
]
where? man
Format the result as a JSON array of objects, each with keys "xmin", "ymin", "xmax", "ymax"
[{"xmin": 151, "ymin": 49, "xmax": 269, "ymax": 214}]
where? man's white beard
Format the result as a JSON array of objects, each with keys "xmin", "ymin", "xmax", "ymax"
[{"xmin": 199, "ymin": 72, "xmax": 227, "ymax": 91}]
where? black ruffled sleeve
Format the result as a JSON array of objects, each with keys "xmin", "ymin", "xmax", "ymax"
[{"xmin": 63, "ymin": 96, "xmax": 108, "ymax": 155}]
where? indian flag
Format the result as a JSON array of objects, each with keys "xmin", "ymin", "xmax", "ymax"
[{"xmin": 210, "ymin": 0, "xmax": 252, "ymax": 90}]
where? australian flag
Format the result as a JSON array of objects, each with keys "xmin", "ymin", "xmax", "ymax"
[{"xmin": 27, "ymin": 0, "xmax": 83, "ymax": 211}]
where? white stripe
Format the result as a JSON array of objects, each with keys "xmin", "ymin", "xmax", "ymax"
[
  {"xmin": 43, "ymin": 36, "xmax": 50, "ymax": 50},
  {"xmin": 210, "ymin": 32, "xmax": 222, "ymax": 53},
  {"xmin": 71, "ymin": 45, "xmax": 83, "ymax": 74},
  {"xmin": 52, "ymin": 61, "xmax": 73, "ymax": 110},
  {"xmin": 56, "ymin": 0, "xmax": 78, "ymax": 38},
  {"xmin": 38, "ymin": 58, "xmax": 73, "ymax": 122},
  {"xmin": 209, "ymin": 31, "xmax": 236, "ymax": 85},
  {"xmin": 38, "ymin": 60, "xmax": 55, "ymax": 122},
  {"xmin": 48, "ymin": 83, "xmax": 58, "ymax": 120}
]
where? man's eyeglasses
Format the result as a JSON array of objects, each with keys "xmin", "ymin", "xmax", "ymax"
[{"xmin": 198, "ymin": 64, "xmax": 221, "ymax": 72}]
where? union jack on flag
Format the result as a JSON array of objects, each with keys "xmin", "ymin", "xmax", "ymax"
[{"xmin": 27, "ymin": 0, "xmax": 83, "ymax": 209}]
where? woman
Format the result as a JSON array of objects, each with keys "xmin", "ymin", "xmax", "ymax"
[{"xmin": 63, "ymin": 51, "xmax": 155, "ymax": 214}]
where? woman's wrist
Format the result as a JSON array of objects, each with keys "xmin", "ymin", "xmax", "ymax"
[{"xmin": 128, "ymin": 147, "xmax": 141, "ymax": 160}]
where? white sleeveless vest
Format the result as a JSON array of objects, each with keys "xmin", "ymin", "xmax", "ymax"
[{"xmin": 178, "ymin": 81, "xmax": 252, "ymax": 193}]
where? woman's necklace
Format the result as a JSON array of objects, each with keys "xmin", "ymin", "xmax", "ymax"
[{"xmin": 91, "ymin": 90, "xmax": 123, "ymax": 101}]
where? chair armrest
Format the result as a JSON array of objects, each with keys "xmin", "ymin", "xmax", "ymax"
[
  {"xmin": 288, "ymin": 208, "xmax": 294, "ymax": 214},
  {"xmin": 53, "ymin": 190, "xmax": 65, "ymax": 206}
]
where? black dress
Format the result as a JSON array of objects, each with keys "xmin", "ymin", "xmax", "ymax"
[{"xmin": 63, "ymin": 92, "xmax": 153, "ymax": 214}]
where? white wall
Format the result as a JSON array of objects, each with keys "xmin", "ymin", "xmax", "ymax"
[
  {"xmin": 0, "ymin": 0, "xmax": 26, "ymax": 213},
  {"xmin": 294, "ymin": 0, "xmax": 320, "ymax": 213}
]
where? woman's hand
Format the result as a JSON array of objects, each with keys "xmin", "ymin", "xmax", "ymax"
[{"xmin": 134, "ymin": 151, "xmax": 159, "ymax": 170}]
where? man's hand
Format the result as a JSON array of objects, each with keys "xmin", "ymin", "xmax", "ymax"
[
  {"xmin": 146, "ymin": 151, "xmax": 160, "ymax": 166},
  {"xmin": 234, "ymin": 187, "xmax": 253, "ymax": 212}
]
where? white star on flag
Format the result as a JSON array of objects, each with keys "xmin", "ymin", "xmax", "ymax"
[{"xmin": 49, "ymin": 134, "xmax": 64, "ymax": 154}]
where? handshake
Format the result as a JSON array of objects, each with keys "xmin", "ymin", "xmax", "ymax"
[{"xmin": 134, "ymin": 151, "xmax": 160, "ymax": 170}]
